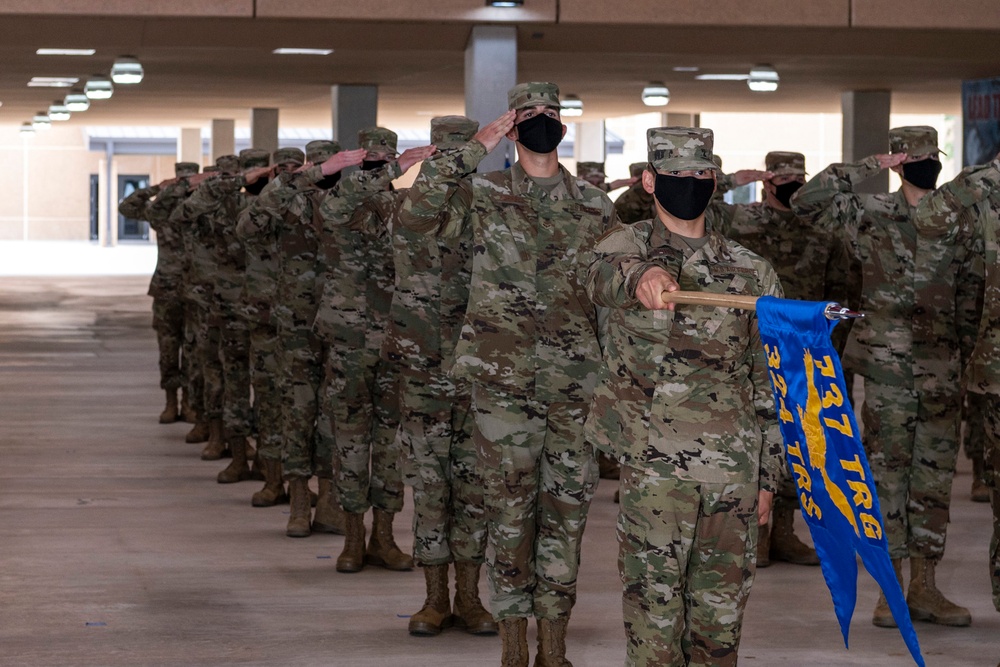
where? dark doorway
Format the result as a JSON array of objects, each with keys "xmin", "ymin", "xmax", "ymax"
[
  {"xmin": 117, "ymin": 174, "xmax": 150, "ymax": 241},
  {"xmin": 89, "ymin": 174, "xmax": 99, "ymax": 240}
]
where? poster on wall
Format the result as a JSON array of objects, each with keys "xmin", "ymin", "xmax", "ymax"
[{"xmin": 962, "ymin": 77, "xmax": 1000, "ymax": 167}]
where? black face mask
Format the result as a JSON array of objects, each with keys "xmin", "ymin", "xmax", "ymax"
[
  {"xmin": 515, "ymin": 114, "xmax": 563, "ymax": 155},
  {"xmin": 315, "ymin": 173, "xmax": 341, "ymax": 190},
  {"xmin": 902, "ymin": 158, "xmax": 942, "ymax": 190},
  {"xmin": 362, "ymin": 159, "xmax": 388, "ymax": 172},
  {"xmin": 653, "ymin": 175, "xmax": 716, "ymax": 221},
  {"xmin": 244, "ymin": 177, "xmax": 269, "ymax": 196},
  {"xmin": 773, "ymin": 180, "xmax": 804, "ymax": 208}
]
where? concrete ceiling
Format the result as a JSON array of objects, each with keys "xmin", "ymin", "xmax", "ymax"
[{"xmin": 1, "ymin": 10, "xmax": 998, "ymax": 132}]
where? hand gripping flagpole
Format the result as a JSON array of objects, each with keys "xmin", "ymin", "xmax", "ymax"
[{"xmin": 659, "ymin": 290, "xmax": 865, "ymax": 321}]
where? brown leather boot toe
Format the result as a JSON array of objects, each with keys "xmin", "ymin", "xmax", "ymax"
[
  {"xmin": 159, "ymin": 389, "xmax": 179, "ymax": 424},
  {"xmin": 336, "ymin": 512, "xmax": 366, "ymax": 573},
  {"xmin": 285, "ymin": 477, "xmax": 312, "ymax": 538},
  {"xmin": 311, "ymin": 478, "xmax": 345, "ymax": 534},
  {"xmin": 408, "ymin": 564, "xmax": 453, "ymax": 636},
  {"xmin": 365, "ymin": 509, "xmax": 414, "ymax": 570},
  {"xmin": 453, "ymin": 561, "xmax": 497, "ymax": 635}
]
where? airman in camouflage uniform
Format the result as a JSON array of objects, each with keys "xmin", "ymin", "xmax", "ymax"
[
  {"xmin": 708, "ymin": 151, "xmax": 849, "ymax": 567},
  {"xmin": 909, "ymin": 155, "xmax": 1000, "ymax": 611},
  {"xmin": 585, "ymin": 127, "xmax": 782, "ymax": 667},
  {"xmin": 308, "ymin": 128, "xmax": 434, "ymax": 571},
  {"xmin": 119, "ymin": 161, "xmax": 199, "ymax": 424},
  {"xmin": 613, "ymin": 162, "xmax": 656, "ymax": 225},
  {"xmin": 577, "ymin": 160, "xmax": 638, "ymax": 194},
  {"xmin": 791, "ymin": 126, "xmax": 983, "ymax": 627},
  {"xmin": 398, "ymin": 82, "xmax": 612, "ymax": 667},
  {"xmin": 237, "ymin": 142, "xmax": 360, "ymax": 537},
  {"xmin": 385, "ymin": 116, "xmax": 496, "ymax": 637}
]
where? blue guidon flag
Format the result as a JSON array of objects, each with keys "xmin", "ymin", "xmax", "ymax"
[{"xmin": 755, "ymin": 296, "xmax": 925, "ymax": 667}]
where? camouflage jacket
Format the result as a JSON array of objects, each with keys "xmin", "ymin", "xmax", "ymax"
[
  {"xmin": 612, "ymin": 184, "xmax": 656, "ymax": 225},
  {"xmin": 912, "ymin": 160, "xmax": 997, "ymax": 394},
  {"xmin": 791, "ymin": 156, "xmax": 983, "ymax": 390},
  {"xmin": 397, "ymin": 140, "xmax": 614, "ymax": 403},
  {"xmin": 584, "ymin": 222, "xmax": 783, "ymax": 491},
  {"xmin": 311, "ymin": 162, "xmax": 402, "ymax": 350},
  {"xmin": 137, "ymin": 183, "xmax": 188, "ymax": 300},
  {"xmin": 234, "ymin": 176, "xmax": 280, "ymax": 326},
  {"xmin": 237, "ymin": 171, "xmax": 329, "ymax": 331}
]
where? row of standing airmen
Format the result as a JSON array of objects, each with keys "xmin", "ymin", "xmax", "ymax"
[{"xmin": 119, "ymin": 80, "xmax": 996, "ymax": 667}]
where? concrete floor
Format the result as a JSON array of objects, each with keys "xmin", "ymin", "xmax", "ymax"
[{"xmin": 1, "ymin": 276, "xmax": 997, "ymax": 667}]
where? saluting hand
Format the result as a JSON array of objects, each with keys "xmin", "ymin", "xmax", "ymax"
[
  {"xmin": 875, "ymin": 153, "xmax": 906, "ymax": 170},
  {"xmin": 474, "ymin": 110, "xmax": 517, "ymax": 153},
  {"xmin": 156, "ymin": 177, "xmax": 179, "ymax": 189},
  {"xmin": 732, "ymin": 169, "xmax": 772, "ymax": 187},
  {"xmin": 320, "ymin": 148, "xmax": 366, "ymax": 176},
  {"xmin": 398, "ymin": 145, "xmax": 438, "ymax": 173},
  {"xmin": 244, "ymin": 166, "xmax": 273, "ymax": 184},
  {"xmin": 187, "ymin": 172, "xmax": 215, "ymax": 186},
  {"xmin": 635, "ymin": 266, "xmax": 679, "ymax": 311}
]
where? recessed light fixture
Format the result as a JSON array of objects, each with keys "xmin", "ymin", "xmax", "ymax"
[
  {"xmin": 487, "ymin": 0, "xmax": 524, "ymax": 6},
  {"xmin": 64, "ymin": 90, "xmax": 91, "ymax": 112},
  {"xmin": 27, "ymin": 76, "xmax": 79, "ymax": 88},
  {"xmin": 272, "ymin": 48, "xmax": 334, "ymax": 56},
  {"xmin": 111, "ymin": 56, "xmax": 144, "ymax": 84},
  {"xmin": 20, "ymin": 122, "xmax": 36, "ymax": 136},
  {"xmin": 85, "ymin": 76, "xmax": 114, "ymax": 100},
  {"xmin": 48, "ymin": 101, "xmax": 71, "ymax": 121},
  {"xmin": 641, "ymin": 82, "xmax": 670, "ymax": 107},
  {"xmin": 33, "ymin": 112, "xmax": 52, "ymax": 130},
  {"xmin": 694, "ymin": 73, "xmax": 749, "ymax": 81},
  {"xmin": 561, "ymin": 94, "xmax": 583, "ymax": 117},
  {"xmin": 747, "ymin": 64, "xmax": 779, "ymax": 92},
  {"xmin": 36, "ymin": 48, "xmax": 96, "ymax": 56},
  {"xmin": 672, "ymin": 66, "xmax": 699, "ymax": 72}
]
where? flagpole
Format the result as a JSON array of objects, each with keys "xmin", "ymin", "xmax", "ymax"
[{"xmin": 659, "ymin": 291, "xmax": 864, "ymax": 321}]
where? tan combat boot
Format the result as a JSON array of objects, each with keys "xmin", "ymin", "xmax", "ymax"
[
  {"xmin": 769, "ymin": 498, "xmax": 819, "ymax": 565},
  {"xmin": 248, "ymin": 443, "xmax": 265, "ymax": 481},
  {"xmin": 972, "ymin": 457, "xmax": 990, "ymax": 503},
  {"xmin": 408, "ymin": 564, "xmax": 453, "ymax": 636},
  {"xmin": 499, "ymin": 618, "xmax": 529, "ymax": 667},
  {"xmin": 453, "ymin": 561, "xmax": 498, "ymax": 635},
  {"xmin": 200, "ymin": 418, "xmax": 226, "ymax": 460},
  {"xmin": 159, "ymin": 389, "xmax": 179, "ymax": 424},
  {"xmin": 535, "ymin": 617, "xmax": 572, "ymax": 667},
  {"xmin": 185, "ymin": 419, "xmax": 209, "ymax": 444},
  {"xmin": 312, "ymin": 478, "xmax": 345, "ymax": 534},
  {"xmin": 285, "ymin": 477, "xmax": 312, "ymax": 538},
  {"xmin": 336, "ymin": 512, "xmax": 366, "ymax": 573},
  {"xmin": 180, "ymin": 390, "xmax": 197, "ymax": 423},
  {"xmin": 756, "ymin": 523, "xmax": 772, "ymax": 568},
  {"xmin": 251, "ymin": 458, "xmax": 288, "ymax": 507},
  {"xmin": 872, "ymin": 557, "xmax": 903, "ymax": 627},
  {"xmin": 217, "ymin": 436, "xmax": 251, "ymax": 483},
  {"xmin": 366, "ymin": 508, "xmax": 414, "ymax": 570},
  {"xmin": 907, "ymin": 557, "xmax": 972, "ymax": 626}
]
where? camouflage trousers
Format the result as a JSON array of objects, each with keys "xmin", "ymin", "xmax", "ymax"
[
  {"xmin": 862, "ymin": 380, "xmax": 961, "ymax": 559},
  {"xmin": 963, "ymin": 391, "xmax": 988, "ymax": 460},
  {"xmin": 249, "ymin": 323, "xmax": 283, "ymax": 462},
  {"xmin": 192, "ymin": 305, "xmax": 224, "ymax": 420},
  {"xmin": 219, "ymin": 310, "xmax": 251, "ymax": 438},
  {"xmin": 398, "ymin": 369, "xmax": 485, "ymax": 566},
  {"xmin": 326, "ymin": 344, "xmax": 402, "ymax": 514},
  {"xmin": 183, "ymin": 303, "xmax": 203, "ymax": 415},
  {"xmin": 279, "ymin": 325, "xmax": 333, "ymax": 480},
  {"xmin": 618, "ymin": 467, "xmax": 758, "ymax": 667},
  {"xmin": 151, "ymin": 296, "xmax": 184, "ymax": 391},
  {"xmin": 471, "ymin": 384, "xmax": 598, "ymax": 621},
  {"xmin": 980, "ymin": 393, "xmax": 1000, "ymax": 611}
]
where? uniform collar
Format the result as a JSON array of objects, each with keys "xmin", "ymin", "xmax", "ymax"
[{"xmin": 511, "ymin": 161, "xmax": 583, "ymax": 202}]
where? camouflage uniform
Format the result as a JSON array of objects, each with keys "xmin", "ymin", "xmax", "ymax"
[
  {"xmin": 613, "ymin": 162, "xmax": 656, "ymax": 225},
  {"xmin": 585, "ymin": 127, "xmax": 783, "ymax": 667},
  {"xmin": 577, "ymin": 161, "xmax": 609, "ymax": 192},
  {"xmin": 910, "ymin": 157, "xmax": 1000, "ymax": 609},
  {"xmin": 791, "ymin": 127, "xmax": 983, "ymax": 565},
  {"xmin": 397, "ymin": 84, "xmax": 612, "ymax": 623}
]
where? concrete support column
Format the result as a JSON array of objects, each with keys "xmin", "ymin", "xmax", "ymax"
[
  {"xmin": 250, "ymin": 108, "xmax": 279, "ymax": 155},
  {"xmin": 842, "ymin": 90, "xmax": 891, "ymax": 194},
  {"xmin": 465, "ymin": 25, "xmax": 517, "ymax": 173},
  {"xmin": 331, "ymin": 85, "xmax": 378, "ymax": 149},
  {"xmin": 574, "ymin": 121, "xmax": 606, "ymax": 163},
  {"xmin": 210, "ymin": 119, "xmax": 236, "ymax": 161},
  {"xmin": 662, "ymin": 112, "xmax": 701, "ymax": 128},
  {"xmin": 97, "ymin": 148, "xmax": 119, "ymax": 248},
  {"xmin": 177, "ymin": 128, "xmax": 202, "ymax": 165}
]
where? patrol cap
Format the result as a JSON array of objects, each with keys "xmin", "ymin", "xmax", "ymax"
[
  {"xmin": 712, "ymin": 154, "xmax": 724, "ymax": 170},
  {"xmin": 358, "ymin": 127, "xmax": 398, "ymax": 155},
  {"xmin": 628, "ymin": 162, "xmax": 647, "ymax": 178},
  {"xmin": 889, "ymin": 125, "xmax": 943, "ymax": 157},
  {"xmin": 430, "ymin": 115, "xmax": 479, "ymax": 149},
  {"xmin": 306, "ymin": 139, "xmax": 341, "ymax": 164},
  {"xmin": 174, "ymin": 162, "xmax": 200, "ymax": 177},
  {"xmin": 507, "ymin": 82, "xmax": 561, "ymax": 111},
  {"xmin": 239, "ymin": 148, "xmax": 270, "ymax": 170},
  {"xmin": 647, "ymin": 126, "xmax": 718, "ymax": 172},
  {"xmin": 576, "ymin": 161, "xmax": 606, "ymax": 180},
  {"xmin": 272, "ymin": 147, "xmax": 305, "ymax": 167},
  {"xmin": 214, "ymin": 154, "xmax": 240, "ymax": 174},
  {"xmin": 203, "ymin": 166, "xmax": 220, "ymax": 173},
  {"xmin": 765, "ymin": 151, "xmax": 805, "ymax": 176}
]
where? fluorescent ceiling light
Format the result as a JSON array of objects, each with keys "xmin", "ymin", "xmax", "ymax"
[
  {"xmin": 33, "ymin": 112, "xmax": 52, "ymax": 130},
  {"xmin": 695, "ymin": 73, "xmax": 749, "ymax": 81},
  {"xmin": 64, "ymin": 91, "xmax": 91, "ymax": 112},
  {"xmin": 28, "ymin": 76, "xmax": 79, "ymax": 88},
  {"xmin": 642, "ymin": 83, "xmax": 670, "ymax": 107},
  {"xmin": 85, "ymin": 76, "xmax": 114, "ymax": 100},
  {"xmin": 672, "ymin": 66, "xmax": 699, "ymax": 72},
  {"xmin": 48, "ymin": 101, "xmax": 71, "ymax": 121},
  {"xmin": 111, "ymin": 56, "xmax": 144, "ymax": 84},
  {"xmin": 561, "ymin": 94, "xmax": 583, "ymax": 117},
  {"xmin": 487, "ymin": 0, "xmax": 524, "ymax": 6},
  {"xmin": 272, "ymin": 48, "xmax": 334, "ymax": 55},
  {"xmin": 20, "ymin": 122, "xmax": 36, "ymax": 136},
  {"xmin": 36, "ymin": 48, "xmax": 96, "ymax": 56},
  {"xmin": 747, "ymin": 64, "xmax": 780, "ymax": 92}
]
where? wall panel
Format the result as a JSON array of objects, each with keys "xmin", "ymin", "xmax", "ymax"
[
  {"xmin": 0, "ymin": 1, "xmax": 253, "ymax": 17},
  {"xmin": 559, "ymin": 0, "xmax": 849, "ymax": 27},
  {"xmin": 852, "ymin": 0, "xmax": 1000, "ymax": 30},
  {"xmin": 255, "ymin": 0, "xmax": 556, "ymax": 23}
]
